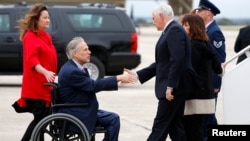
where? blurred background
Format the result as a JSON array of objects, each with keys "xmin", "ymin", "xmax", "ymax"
[
  {"xmin": 0, "ymin": 1, "xmax": 247, "ymax": 140},
  {"xmin": 2, "ymin": 0, "xmax": 250, "ymax": 26}
]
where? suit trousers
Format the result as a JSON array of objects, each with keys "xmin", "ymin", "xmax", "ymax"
[
  {"xmin": 147, "ymin": 95, "xmax": 186, "ymax": 141},
  {"xmin": 97, "ymin": 109, "xmax": 120, "ymax": 141}
]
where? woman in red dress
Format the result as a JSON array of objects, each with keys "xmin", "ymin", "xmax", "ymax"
[{"xmin": 12, "ymin": 3, "xmax": 57, "ymax": 141}]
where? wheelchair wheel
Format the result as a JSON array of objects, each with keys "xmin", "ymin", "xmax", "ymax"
[{"xmin": 31, "ymin": 113, "xmax": 90, "ymax": 141}]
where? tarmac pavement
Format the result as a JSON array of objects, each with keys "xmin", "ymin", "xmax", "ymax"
[{"xmin": 0, "ymin": 25, "xmax": 241, "ymax": 141}]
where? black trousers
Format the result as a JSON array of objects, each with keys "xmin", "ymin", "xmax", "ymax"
[
  {"xmin": 184, "ymin": 114, "xmax": 204, "ymax": 141},
  {"xmin": 21, "ymin": 99, "xmax": 50, "ymax": 141},
  {"xmin": 147, "ymin": 95, "xmax": 186, "ymax": 141}
]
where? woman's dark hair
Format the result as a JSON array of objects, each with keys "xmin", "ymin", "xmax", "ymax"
[
  {"xmin": 181, "ymin": 14, "xmax": 209, "ymax": 41},
  {"xmin": 17, "ymin": 3, "xmax": 48, "ymax": 41}
]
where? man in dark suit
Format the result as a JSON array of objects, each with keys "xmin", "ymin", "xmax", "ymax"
[
  {"xmin": 127, "ymin": 3, "xmax": 192, "ymax": 141},
  {"xmin": 234, "ymin": 25, "xmax": 250, "ymax": 64},
  {"xmin": 193, "ymin": 0, "xmax": 226, "ymax": 140},
  {"xmin": 57, "ymin": 37, "xmax": 136, "ymax": 141}
]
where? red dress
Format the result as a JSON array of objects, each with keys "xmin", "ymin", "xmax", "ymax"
[{"xmin": 20, "ymin": 30, "xmax": 57, "ymax": 105}]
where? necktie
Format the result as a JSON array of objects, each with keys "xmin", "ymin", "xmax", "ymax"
[
  {"xmin": 82, "ymin": 68, "xmax": 89, "ymax": 76},
  {"xmin": 82, "ymin": 68, "xmax": 86, "ymax": 73}
]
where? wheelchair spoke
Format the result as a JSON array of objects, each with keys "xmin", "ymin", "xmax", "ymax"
[{"xmin": 31, "ymin": 113, "xmax": 90, "ymax": 141}]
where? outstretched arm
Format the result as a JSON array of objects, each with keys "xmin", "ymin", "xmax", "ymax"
[{"xmin": 116, "ymin": 68, "xmax": 138, "ymax": 85}]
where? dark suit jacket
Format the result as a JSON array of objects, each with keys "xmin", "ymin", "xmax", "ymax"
[
  {"xmin": 57, "ymin": 60, "xmax": 118, "ymax": 134},
  {"xmin": 234, "ymin": 25, "xmax": 250, "ymax": 64},
  {"xmin": 137, "ymin": 20, "xmax": 192, "ymax": 99}
]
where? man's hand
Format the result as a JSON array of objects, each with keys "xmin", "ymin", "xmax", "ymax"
[
  {"xmin": 166, "ymin": 88, "xmax": 174, "ymax": 101},
  {"xmin": 116, "ymin": 68, "xmax": 138, "ymax": 85}
]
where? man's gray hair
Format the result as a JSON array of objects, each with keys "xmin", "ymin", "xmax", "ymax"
[
  {"xmin": 66, "ymin": 36, "xmax": 85, "ymax": 59},
  {"xmin": 153, "ymin": 3, "xmax": 174, "ymax": 18}
]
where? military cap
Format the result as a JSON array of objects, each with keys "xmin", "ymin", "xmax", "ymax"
[{"xmin": 196, "ymin": 0, "xmax": 220, "ymax": 15}]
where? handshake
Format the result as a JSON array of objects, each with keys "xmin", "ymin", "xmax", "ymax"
[{"xmin": 116, "ymin": 68, "xmax": 138, "ymax": 85}]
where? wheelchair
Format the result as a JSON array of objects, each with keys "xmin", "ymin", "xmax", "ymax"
[{"xmin": 30, "ymin": 82, "xmax": 107, "ymax": 141}]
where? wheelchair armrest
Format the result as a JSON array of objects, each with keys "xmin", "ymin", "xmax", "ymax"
[
  {"xmin": 50, "ymin": 103, "xmax": 89, "ymax": 114},
  {"xmin": 44, "ymin": 82, "xmax": 89, "ymax": 113},
  {"xmin": 44, "ymin": 82, "xmax": 58, "ymax": 88},
  {"xmin": 52, "ymin": 103, "xmax": 88, "ymax": 108}
]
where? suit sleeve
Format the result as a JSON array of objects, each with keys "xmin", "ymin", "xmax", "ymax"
[
  {"xmin": 137, "ymin": 63, "xmax": 156, "ymax": 84},
  {"xmin": 70, "ymin": 70, "xmax": 118, "ymax": 93}
]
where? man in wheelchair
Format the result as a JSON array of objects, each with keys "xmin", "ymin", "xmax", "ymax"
[{"xmin": 57, "ymin": 37, "xmax": 136, "ymax": 141}]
